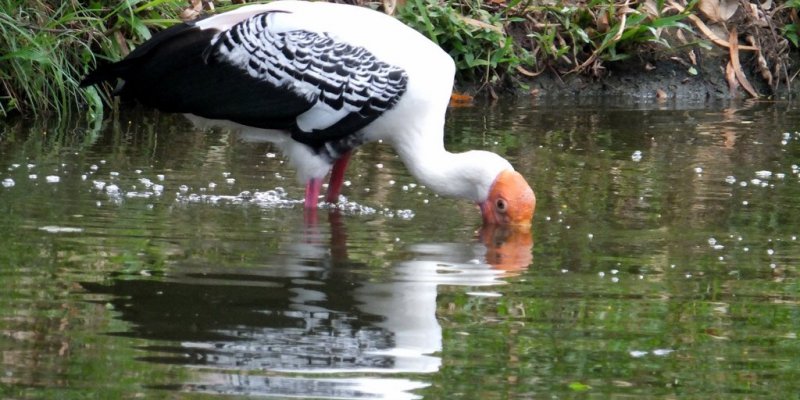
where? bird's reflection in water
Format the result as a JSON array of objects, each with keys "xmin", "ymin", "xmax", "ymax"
[{"xmin": 82, "ymin": 212, "xmax": 533, "ymax": 399}]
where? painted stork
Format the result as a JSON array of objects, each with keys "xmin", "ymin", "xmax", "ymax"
[{"xmin": 81, "ymin": 0, "xmax": 535, "ymax": 226}]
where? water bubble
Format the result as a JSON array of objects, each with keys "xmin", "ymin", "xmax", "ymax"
[
  {"xmin": 376, "ymin": 163, "xmax": 384, "ymax": 169},
  {"xmin": 751, "ymin": 178, "xmax": 762, "ymax": 185},
  {"xmin": 28, "ymin": 174, "xmax": 37, "ymax": 180},
  {"xmin": 694, "ymin": 167, "xmax": 703, "ymax": 174},
  {"xmin": 134, "ymin": 169, "xmax": 142, "ymax": 174},
  {"xmin": 27, "ymin": 164, "xmax": 35, "ymax": 169},
  {"xmin": 587, "ymin": 233, "xmax": 594, "ymax": 239},
  {"xmin": 708, "ymin": 237, "xmax": 717, "ymax": 246},
  {"xmin": 653, "ymin": 349, "xmax": 674, "ymax": 356},
  {"xmin": 629, "ymin": 351, "xmax": 648, "ymax": 358},
  {"xmin": 755, "ymin": 170, "xmax": 772, "ymax": 179},
  {"xmin": 222, "ymin": 172, "xmax": 231, "ymax": 178},
  {"xmin": 631, "ymin": 150, "xmax": 643, "ymax": 162},
  {"xmin": 598, "ymin": 271, "xmax": 605, "ymax": 277},
  {"xmin": 90, "ymin": 164, "xmax": 99, "ymax": 171},
  {"xmin": 110, "ymin": 171, "xmax": 120, "ymax": 177},
  {"xmin": 2, "ymin": 178, "xmax": 15, "ymax": 188},
  {"xmin": 344, "ymin": 180, "xmax": 351, "ymax": 187},
  {"xmin": 725, "ymin": 176, "xmax": 736, "ymax": 184},
  {"xmin": 266, "ymin": 153, "xmax": 276, "ymax": 158},
  {"xmin": 45, "ymin": 175, "xmax": 60, "ymax": 183},
  {"xmin": 611, "ymin": 277, "xmax": 619, "ymax": 283},
  {"xmin": 395, "ymin": 209, "xmax": 415, "ymax": 219},
  {"xmin": 767, "ymin": 249, "xmax": 774, "ymax": 255},
  {"xmin": 93, "ymin": 181, "xmax": 106, "ymax": 190},
  {"xmin": 157, "ymin": 174, "xmax": 165, "ymax": 181},
  {"xmin": 139, "ymin": 178, "xmax": 153, "ymax": 188},
  {"xmin": 611, "ymin": 269, "xmax": 619, "ymax": 274},
  {"xmin": 208, "ymin": 182, "xmax": 217, "ymax": 189},
  {"xmin": 226, "ymin": 178, "xmax": 235, "ymax": 184},
  {"xmin": 179, "ymin": 185, "xmax": 189, "ymax": 192}
]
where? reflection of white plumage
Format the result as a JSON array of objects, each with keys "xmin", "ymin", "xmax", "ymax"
[{"xmin": 82, "ymin": 0, "xmax": 534, "ymax": 225}]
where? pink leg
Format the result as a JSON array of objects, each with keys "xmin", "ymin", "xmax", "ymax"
[
  {"xmin": 325, "ymin": 151, "xmax": 352, "ymax": 204},
  {"xmin": 305, "ymin": 178, "xmax": 323, "ymax": 209},
  {"xmin": 304, "ymin": 178, "xmax": 323, "ymax": 225}
]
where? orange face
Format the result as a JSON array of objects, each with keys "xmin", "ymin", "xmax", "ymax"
[{"xmin": 480, "ymin": 170, "xmax": 535, "ymax": 226}]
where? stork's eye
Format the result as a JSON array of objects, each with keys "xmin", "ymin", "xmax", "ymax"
[{"xmin": 495, "ymin": 198, "xmax": 508, "ymax": 213}]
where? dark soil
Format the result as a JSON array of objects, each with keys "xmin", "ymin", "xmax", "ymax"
[{"xmin": 513, "ymin": 49, "xmax": 799, "ymax": 101}]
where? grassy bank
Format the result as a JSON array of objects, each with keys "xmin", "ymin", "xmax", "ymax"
[{"xmin": 1, "ymin": 0, "xmax": 798, "ymax": 120}]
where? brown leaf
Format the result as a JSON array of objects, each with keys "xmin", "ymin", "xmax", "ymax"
[
  {"xmin": 668, "ymin": 1, "xmax": 758, "ymax": 51},
  {"xmin": 656, "ymin": 88, "xmax": 668, "ymax": 99},
  {"xmin": 698, "ymin": 0, "xmax": 738, "ymax": 23},
  {"xmin": 516, "ymin": 65, "xmax": 543, "ymax": 77},
  {"xmin": 383, "ymin": 0, "xmax": 398, "ymax": 15},
  {"xmin": 457, "ymin": 15, "xmax": 503, "ymax": 33},
  {"xmin": 748, "ymin": 38, "xmax": 773, "ymax": 86},
  {"xmin": 725, "ymin": 60, "xmax": 738, "ymax": 96},
  {"xmin": 114, "ymin": 30, "xmax": 130, "ymax": 56},
  {"xmin": 643, "ymin": 0, "xmax": 661, "ymax": 18},
  {"xmin": 728, "ymin": 28, "xmax": 759, "ymax": 98},
  {"xmin": 597, "ymin": 10, "xmax": 610, "ymax": 33},
  {"xmin": 180, "ymin": 8, "xmax": 200, "ymax": 21}
]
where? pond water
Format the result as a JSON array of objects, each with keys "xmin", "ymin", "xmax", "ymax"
[{"xmin": 1, "ymin": 98, "xmax": 799, "ymax": 399}]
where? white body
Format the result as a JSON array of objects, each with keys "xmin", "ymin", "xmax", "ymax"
[{"xmin": 190, "ymin": 1, "xmax": 513, "ymax": 203}]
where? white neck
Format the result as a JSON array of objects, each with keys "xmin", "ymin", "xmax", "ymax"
[{"xmin": 391, "ymin": 126, "xmax": 512, "ymax": 203}]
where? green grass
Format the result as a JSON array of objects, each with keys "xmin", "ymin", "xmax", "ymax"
[{"xmin": 0, "ymin": 0, "xmax": 188, "ymax": 120}]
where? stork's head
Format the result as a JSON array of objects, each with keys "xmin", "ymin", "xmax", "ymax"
[{"xmin": 479, "ymin": 170, "xmax": 535, "ymax": 227}]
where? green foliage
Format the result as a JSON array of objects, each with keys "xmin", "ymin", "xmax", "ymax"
[
  {"xmin": 397, "ymin": 0, "xmax": 533, "ymax": 83},
  {"xmin": 396, "ymin": 0, "xmax": 695, "ymax": 83},
  {"xmin": 0, "ymin": 0, "xmax": 187, "ymax": 120},
  {"xmin": 525, "ymin": 0, "xmax": 693, "ymax": 72}
]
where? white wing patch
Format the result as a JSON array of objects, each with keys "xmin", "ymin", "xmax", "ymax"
[{"xmin": 208, "ymin": 12, "xmax": 407, "ymax": 133}]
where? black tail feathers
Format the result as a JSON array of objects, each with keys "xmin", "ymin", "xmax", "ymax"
[{"xmin": 80, "ymin": 61, "xmax": 127, "ymax": 88}]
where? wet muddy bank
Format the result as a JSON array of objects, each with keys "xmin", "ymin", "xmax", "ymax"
[{"xmin": 493, "ymin": 50, "xmax": 800, "ymax": 101}]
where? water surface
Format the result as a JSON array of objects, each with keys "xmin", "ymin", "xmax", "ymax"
[{"xmin": 1, "ymin": 99, "xmax": 799, "ymax": 398}]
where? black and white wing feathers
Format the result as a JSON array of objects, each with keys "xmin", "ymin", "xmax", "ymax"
[
  {"xmin": 82, "ymin": 10, "xmax": 409, "ymax": 156},
  {"xmin": 209, "ymin": 12, "xmax": 408, "ymax": 151}
]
